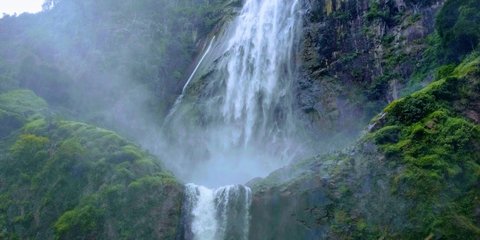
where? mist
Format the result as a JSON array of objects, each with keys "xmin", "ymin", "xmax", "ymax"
[
  {"xmin": 0, "ymin": 0, "xmax": 346, "ymax": 189},
  {"xmin": 0, "ymin": 1, "xmax": 239, "ymax": 177},
  {"xmin": 154, "ymin": 0, "xmax": 321, "ymax": 188}
]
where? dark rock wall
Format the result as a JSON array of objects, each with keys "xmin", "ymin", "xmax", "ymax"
[
  {"xmin": 296, "ymin": 0, "xmax": 445, "ymax": 142},
  {"xmin": 250, "ymin": 48, "xmax": 480, "ymax": 240},
  {"xmin": 248, "ymin": 144, "xmax": 406, "ymax": 240}
]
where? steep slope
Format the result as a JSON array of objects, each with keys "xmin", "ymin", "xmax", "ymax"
[
  {"xmin": 247, "ymin": 3, "xmax": 480, "ymax": 237},
  {"xmin": 296, "ymin": 0, "xmax": 446, "ymax": 145},
  {"xmin": 0, "ymin": 90, "xmax": 183, "ymax": 239},
  {"xmin": 0, "ymin": 0, "xmax": 239, "ymax": 141},
  {"xmin": 249, "ymin": 54, "xmax": 480, "ymax": 239}
]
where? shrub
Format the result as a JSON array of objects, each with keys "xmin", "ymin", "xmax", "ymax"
[
  {"xmin": 54, "ymin": 205, "xmax": 104, "ymax": 239},
  {"xmin": 387, "ymin": 93, "xmax": 436, "ymax": 124},
  {"xmin": 436, "ymin": 0, "xmax": 480, "ymax": 61}
]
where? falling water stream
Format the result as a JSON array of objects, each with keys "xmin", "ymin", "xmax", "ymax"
[
  {"xmin": 165, "ymin": 0, "xmax": 303, "ymax": 239},
  {"xmin": 185, "ymin": 184, "xmax": 252, "ymax": 240}
]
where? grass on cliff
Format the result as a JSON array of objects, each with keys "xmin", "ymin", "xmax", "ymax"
[{"xmin": 369, "ymin": 54, "xmax": 480, "ymax": 239}]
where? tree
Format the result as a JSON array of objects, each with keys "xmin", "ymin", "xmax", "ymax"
[{"xmin": 436, "ymin": 0, "xmax": 480, "ymax": 61}]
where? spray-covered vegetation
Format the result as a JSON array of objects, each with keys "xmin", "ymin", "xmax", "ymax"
[
  {"xmin": 0, "ymin": 1, "xmax": 239, "ymax": 239},
  {"xmin": 0, "ymin": 90, "xmax": 183, "ymax": 239},
  {"xmin": 0, "ymin": 0, "xmax": 237, "ymax": 139},
  {"xmin": 369, "ymin": 54, "xmax": 480, "ymax": 238}
]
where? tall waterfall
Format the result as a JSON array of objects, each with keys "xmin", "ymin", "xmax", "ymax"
[
  {"xmin": 221, "ymin": 0, "xmax": 301, "ymax": 146},
  {"xmin": 162, "ymin": 0, "xmax": 305, "ymax": 187},
  {"xmin": 165, "ymin": 0, "xmax": 304, "ymax": 239}
]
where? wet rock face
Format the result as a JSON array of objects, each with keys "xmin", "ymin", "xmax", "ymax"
[
  {"xmin": 247, "ymin": 1, "xmax": 475, "ymax": 239},
  {"xmin": 248, "ymin": 142, "xmax": 415, "ymax": 240},
  {"xmin": 250, "ymin": 53, "xmax": 480, "ymax": 239},
  {"xmin": 249, "ymin": 176, "xmax": 333, "ymax": 240},
  {"xmin": 295, "ymin": 0, "xmax": 445, "ymax": 140}
]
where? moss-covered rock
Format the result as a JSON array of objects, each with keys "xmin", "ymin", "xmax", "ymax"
[
  {"xmin": 297, "ymin": 0, "xmax": 445, "ymax": 142},
  {"xmin": 0, "ymin": 91, "xmax": 183, "ymax": 240},
  {"xmin": 250, "ymin": 54, "xmax": 480, "ymax": 239},
  {"xmin": 0, "ymin": 89, "xmax": 48, "ymax": 115},
  {"xmin": 368, "ymin": 55, "xmax": 480, "ymax": 238}
]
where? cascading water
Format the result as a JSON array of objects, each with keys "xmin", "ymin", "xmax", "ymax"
[
  {"xmin": 163, "ymin": 0, "xmax": 304, "ymax": 239},
  {"xmin": 184, "ymin": 184, "xmax": 252, "ymax": 240},
  {"xmin": 221, "ymin": 0, "xmax": 301, "ymax": 147},
  {"xmin": 163, "ymin": 0, "xmax": 305, "ymax": 187}
]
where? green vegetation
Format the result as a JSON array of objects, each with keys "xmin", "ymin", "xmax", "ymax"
[
  {"xmin": 0, "ymin": 89, "xmax": 47, "ymax": 115},
  {"xmin": 369, "ymin": 54, "xmax": 480, "ymax": 238},
  {"xmin": 0, "ymin": 90, "xmax": 47, "ymax": 138},
  {"xmin": 436, "ymin": 0, "xmax": 480, "ymax": 62},
  {"xmin": 0, "ymin": 0, "xmax": 236, "ymax": 132},
  {"xmin": 0, "ymin": 1, "xmax": 238, "ymax": 238},
  {"xmin": 0, "ymin": 90, "xmax": 183, "ymax": 239},
  {"xmin": 252, "ymin": 40, "xmax": 479, "ymax": 240},
  {"xmin": 253, "ymin": 54, "xmax": 479, "ymax": 240},
  {"xmin": 365, "ymin": 0, "xmax": 400, "ymax": 26}
]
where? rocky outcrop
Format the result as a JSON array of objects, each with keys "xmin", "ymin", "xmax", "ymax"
[
  {"xmin": 296, "ymin": 0, "xmax": 445, "ymax": 141},
  {"xmin": 248, "ymin": 143, "xmax": 406, "ymax": 239},
  {"xmin": 249, "ymin": 55, "xmax": 480, "ymax": 239}
]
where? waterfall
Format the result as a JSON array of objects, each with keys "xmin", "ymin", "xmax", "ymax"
[
  {"xmin": 221, "ymin": 0, "xmax": 301, "ymax": 146},
  {"xmin": 168, "ymin": 0, "xmax": 305, "ymax": 239},
  {"xmin": 162, "ymin": 0, "xmax": 305, "ymax": 187},
  {"xmin": 165, "ymin": 36, "xmax": 217, "ymax": 123},
  {"xmin": 184, "ymin": 184, "xmax": 252, "ymax": 240}
]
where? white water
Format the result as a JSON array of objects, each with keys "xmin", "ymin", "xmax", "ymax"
[
  {"xmin": 164, "ymin": 36, "xmax": 217, "ymax": 122},
  {"xmin": 185, "ymin": 184, "xmax": 219, "ymax": 240},
  {"xmin": 168, "ymin": 0, "xmax": 304, "ymax": 239},
  {"xmin": 222, "ymin": 0, "xmax": 301, "ymax": 146},
  {"xmin": 183, "ymin": 36, "xmax": 216, "ymax": 94},
  {"xmin": 163, "ymin": 0, "xmax": 305, "ymax": 187},
  {"xmin": 185, "ymin": 184, "xmax": 252, "ymax": 240}
]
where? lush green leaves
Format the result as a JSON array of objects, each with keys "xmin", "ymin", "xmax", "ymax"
[
  {"xmin": 370, "ymin": 55, "xmax": 480, "ymax": 239},
  {"xmin": 0, "ymin": 90, "xmax": 183, "ymax": 239},
  {"xmin": 436, "ymin": 0, "xmax": 480, "ymax": 61}
]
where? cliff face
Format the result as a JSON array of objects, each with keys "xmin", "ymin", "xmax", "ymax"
[
  {"xmin": 249, "ymin": 147, "xmax": 395, "ymax": 239},
  {"xmin": 249, "ymin": 0, "xmax": 480, "ymax": 239},
  {"xmin": 250, "ymin": 54, "xmax": 480, "ymax": 239},
  {"xmin": 296, "ymin": 0, "xmax": 444, "ymax": 143},
  {"xmin": 165, "ymin": 0, "xmax": 446, "ymax": 155}
]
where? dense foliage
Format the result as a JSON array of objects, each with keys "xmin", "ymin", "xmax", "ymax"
[
  {"xmin": 0, "ymin": 1, "xmax": 236, "ymax": 239},
  {"xmin": 436, "ymin": 0, "xmax": 480, "ymax": 62},
  {"xmin": 0, "ymin": 0, "xmax": 235, "ymax": 138},
  {"xmin": 0, "ymin": 90, "xmax": 183, "ymax": 239},
  {"xmin": 372, "ymin": 54, "xmax": 480, "ymax": 238}
]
